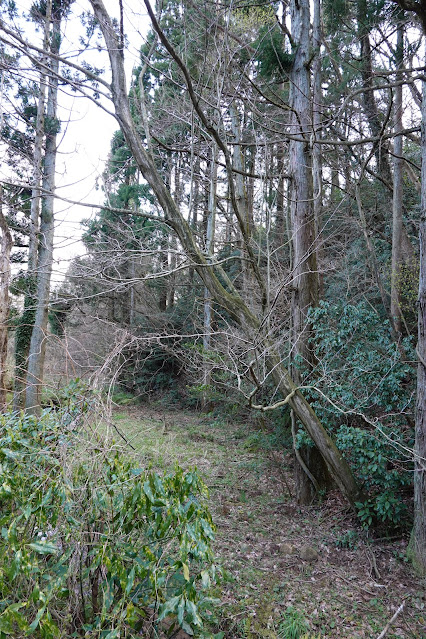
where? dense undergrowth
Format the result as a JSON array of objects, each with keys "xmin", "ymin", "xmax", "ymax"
[
  {"xmin": 108, "ymin": 405, "xmax": 425, "ymax": 638},
  {"xmin": 112, "ymin": 300, "xmax": 415, "ymax": 532},
  {"xmin": 0, "ymin": 403, "xmax": 221, "ymax": 638}
]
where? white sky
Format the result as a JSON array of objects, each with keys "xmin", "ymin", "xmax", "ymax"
[{"xmin": 6, "ymin": 0, "xmax": 151, "ymax": 282}]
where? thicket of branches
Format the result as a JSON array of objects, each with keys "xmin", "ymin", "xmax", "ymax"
[{"xmin": 1, "ymin": 0, "xmax": 426, "ymax": 577}]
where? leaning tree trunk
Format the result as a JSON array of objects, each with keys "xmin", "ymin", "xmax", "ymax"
[
  {"xmin": 89, "ymin": 0, "xmax": 364, "ymax": 510},
  {"xmin": 25, "ymin": 12, "xmax": 61, "ymax": 415},
  {"xmin": 0, "ymin": 187, "xmax": 13, "ymax": 412}
]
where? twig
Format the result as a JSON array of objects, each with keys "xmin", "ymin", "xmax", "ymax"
[
  {"xmin": 107, "ymin": 418, "xmax": 136, "ymax": 450},
  {"xmin": 366, "ymin": 545, "xmax": 382, "ymax": 580},
  {"xmin": 376, "ymin": 601, "xmax": 406, "ymax": 639}
]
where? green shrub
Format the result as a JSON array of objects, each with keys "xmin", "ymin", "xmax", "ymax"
[
  {"xmin": 303, "ymin": 301, "xmax": 414, "ymax": 529},
  {"xmin": 336, "ymin": 425, "xmax": 411, "ymax": 528},
  {"xmin": 0, "ymin": 407, "xmax": 219, "ymax": 638}
]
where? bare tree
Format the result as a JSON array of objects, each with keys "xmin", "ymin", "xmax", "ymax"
[{"xmin": 88, "ymin": 0, "xmax": 363, "ymax": 508}]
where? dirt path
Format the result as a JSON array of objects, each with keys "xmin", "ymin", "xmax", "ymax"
[{"xmin": 111, "ymin": 405, "xmax": 425, "ymax": 638}]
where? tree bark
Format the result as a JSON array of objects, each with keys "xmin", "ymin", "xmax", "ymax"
[
  {"xmin": 391, "ymin": 19, "xmax": 404, "ymax": 336},
  {"xmin": 312, "ymin": 0, "xmax": 323, "ymax": 299},
  {"xmin": 25, "ymin": 9, "xmax": 61, "ymax": 415},
  {"xmin": 203, "ymin": 143, "xmax": 217, "ymax": 407},
  {"xmin": 411, "ymin": 40, "xmax": 426, "ymax": 577},
  {"xmin": 357, "ymin": 0, "xmax": 393, "ymax": 186},
  {"xmin": 289, "ymin": 0, "xmax": 318, "ymax": 367},
  {"xmin": 0, "ymin": 186, "xmax": 13, "ymax": 412},
  {"xmin": 13, "ymin": 1, "xmax": 51, "ymax": 411},
  {"xmin": 88, "ymin": 0, "xmax": 364, "ymax": 510},
  {"xmin": 289, "ymin": 0, "xmax": 329, "ymax": 503}
]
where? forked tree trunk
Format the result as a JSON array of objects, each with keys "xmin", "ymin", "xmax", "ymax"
[
  {"xmin": 0, "ymin": 187, "xmax": 13, "ymax": 412},
  {"xmin": 89, "ymin": 0, "xmax": 364, "ymax": 510}
]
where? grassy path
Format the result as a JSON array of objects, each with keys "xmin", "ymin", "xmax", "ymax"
[{"xmin": 111, "ymin": 405, "xmax": 425, "ymax": 639}]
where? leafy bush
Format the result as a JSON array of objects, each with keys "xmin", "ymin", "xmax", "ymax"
[
  {"xmin": 301, "ymin": 301, "xmax": 414, "ymax": 529},
  {"xmin": 0, "ymin": 407, "xmax": 219, "ymax": 638},
  {"xmin": 336, "ymin": 425, "xmax": 411, "ymax": 528},
  {"xmin": 308, "ymin": 301, "xmax": 414, "ymax": 424}
]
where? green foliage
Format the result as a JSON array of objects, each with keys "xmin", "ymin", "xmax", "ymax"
[
  {"xmin": 336, "ymin": 425, "xmax": 411, "ymax": 528},
  {"xmin": 110, "ymin": 389, "xmax": 137, "ymax": 406},
  {"xmin": 308, "ymin": 301, "xmax": 414, "ymax": 424},
  {"xmin": 254, "ymin": 25, "xmax": 294, "ymax": 79},
  {"xmin": 334, "ymin": 529, "xmax": 359, "ymax": 550},
  {"xmin": 393, "ymin": 258, "xmax": 419, "ymax": 323},
  {"xmin": 303, "ymin": 301, "xmax": 414, "ymax": 529},
  {"xmin": 323, "ymin": 0, "xmax": 350, "ymax": 33},
  {"xmin": 0, "ymin": 405, "xmax": 219, "ymax": 637},
  {"xmin": 41, "ymin": 379, "xmax": 92, "ymax": 418},
  {"xmin": 277, "ymin": 607, "xmax": 309, "ymax": 639},
  {"xmin": 48, "ymin": 296, "xmax": 73, "ymax": 337}
]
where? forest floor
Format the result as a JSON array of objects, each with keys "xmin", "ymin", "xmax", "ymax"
[{"xmin": 110, "ymin": 404, "xmax": 425, "ymax": 639}]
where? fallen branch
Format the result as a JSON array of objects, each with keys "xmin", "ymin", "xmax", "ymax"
[{"xmin": 375, "ymin": 601, "xmax": 406, "ymax": 639}]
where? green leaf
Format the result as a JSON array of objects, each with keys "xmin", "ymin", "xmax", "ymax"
[
  {"xmin": 28, "ymin": 541, "xmax": 58, "ymax": 555},
  {"xmin": 181, "ymin": 620, "xmax": 194, "ymax": 635},
  {"xmin": 29, "ymin": 606, "xmax": 45, "ymax": 632},
  {"xmin": 200, "ymin": 570, "xmax": 210, "ymax": 588},
  {"xmin": 177, "ymin": 597, "xmax": 185, "ymax": 625},
  {"xmin": 183, "ymin": 563, "xmax": 190, "ymax": 581},
  {"xmin": 158, "ymin": 595, "xmax": 180, "ymax": 621},
  {"xmin": 143, "ymin": 481, "xmax": 154, "ymax": 503},
  {"xmin": 125, "ymin": 566, "xmax": 135, "ymax": 595}
]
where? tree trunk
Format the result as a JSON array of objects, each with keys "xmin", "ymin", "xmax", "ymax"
[
  {"xmin": 391, "ymin": 19, "xmax": 404, "ymax": 336},
  {"xmin": 289, "ymin": 0, "xmax": 329, "ymax": 503},
  {"xmin": 25, "ymin": 9, "xmax": 61, "ymax": 415},
  {"xmin": 0, "ymin": 187, "xmax": 13, "ymax": 412},
  {"xmin": 357, "ymin": 0, "xmax": 392, "ymax": 186},
  {"xmin": 411, "ymin": 39, "xmax": 426, "ymax": 577},
  {"xmin": 230, "ymin": 103, "xmax": 253, "ymax": 299},
  {"xmin": 357, "ymin": 0, "xmax": 413, "ymax": 265},
  {"xmin": 13, "ymin": 2, "xmax": 51, "ymax": 411},
  {"xmin": 312, "ymin": 0, "xmax": 324, "ymax": 300},
  {"xmin": 289, "ymin": 0, "xmax": 318, "ymax": 366},
  {"xmin": 89, "ymin": 0, "xmax": 364, "ymax": 510},
  {"xmin": 203, "ymin": 143, "xmax": 217, "ymax": 407}
]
